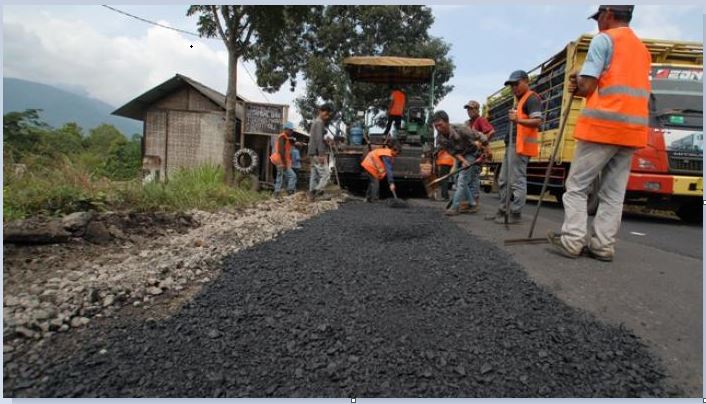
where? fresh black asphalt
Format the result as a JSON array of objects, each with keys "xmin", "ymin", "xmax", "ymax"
[{"xmin": 4, "ymin": 202, "xmax": 678, "ymax": 397}]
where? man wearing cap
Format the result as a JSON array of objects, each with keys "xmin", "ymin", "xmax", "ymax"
[
  {"xmin": 270, "ymin": 122, "xmax": 297, "ymax": 197},
  {"xmin": 548, "ymin": 5, "xmax": 651, "ymax": 262},
  {"xmin": 432, "ymin": 110, "xmax": 488, "ymax": 216},
  {"xmin": 464, "ymin": 100, "xmax": 496, "ymax": 210},
  {"xmin": 487, "ymin": 70, "xmax": 543, "ymax": 224},
  {"xmin": 308, "ymin": 103, "xmax": 334, "ymax": 201}
]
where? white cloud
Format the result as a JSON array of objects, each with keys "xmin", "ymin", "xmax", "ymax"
[
  {"xmin": 436, "ymin": 73, "xmax": 509, "ymax": 123},
  {"xmin": 631, "ymin": 5, "xmax": 698, "ymax": 41},
  {"xmin": 2, "ymin": 6, "xmax": 305, "ymax": 125}
]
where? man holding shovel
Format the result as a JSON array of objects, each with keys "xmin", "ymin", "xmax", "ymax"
[
  {"xmin": 487, "ymin": 70, "xmax": 542, "ymax": 224},
  {"xmin": 361, "ymin": 141, "xmax": 402, "ymax": 203},
  {"xmin": 431, "ymin": 111, "xmax": 488, "ymax": 216}
]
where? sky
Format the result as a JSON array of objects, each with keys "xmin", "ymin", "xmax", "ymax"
[{"xmin": 2, "ymin": 4, "xmax": 703, "ymax": 129}]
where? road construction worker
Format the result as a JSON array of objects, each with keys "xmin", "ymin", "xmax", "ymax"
[
  {"xmin": 548, "ymin": 5, "xmax": 650, "ymax": 262},
  {"xmin": 432, "ymin": 111, "xmax": 488, "ymax": 216},
  {"xmin": 270, "ymin": 121, "xmax": 297, "ymax": 197},
  {"xmin": 308, "ymin": 103, "xmax": 334, "ymax": 201},
  {"xmin": 361, "ymin": 140, "xmax": 402, "ymax": 202},
  {"xmin": 486, "ymin": 70, "xmax": 542, "ymax": 224},
  {"xmin": 464, "ymin": 100, "xmax": 496, "ymax": 208},
  {"xmin": 382, "ymin": 86, "xmax": 406, "ymax": 138}
]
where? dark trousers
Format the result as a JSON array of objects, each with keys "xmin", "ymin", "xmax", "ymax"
[
  {"xmin": 366, "ymin": 173, "xmax": 381, "ymax": 201},
  {"xmin": 382, "ymin": 115, "xmax": 402, "ymax": 136},
  {"xmin": 438, "ymin": 164, "xmax": 452, "ymax": 200}
]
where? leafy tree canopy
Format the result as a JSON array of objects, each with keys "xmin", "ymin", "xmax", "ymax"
[{"xmin": 291, "ymin": 6, "xmax": 455, "ymax": 129}]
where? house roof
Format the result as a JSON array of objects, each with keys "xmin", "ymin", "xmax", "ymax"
[{"xmin": 112, "ymin": 73, "xmax": 248, "ymax": 121}]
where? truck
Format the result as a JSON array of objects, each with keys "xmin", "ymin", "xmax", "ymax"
[
  {"xmin": 333, "ymin": 56, "xmax": 436, "ymax": 191},
  {"xmin": 483, "ymin": 34, "xmax": 703, "ymax": 223}
]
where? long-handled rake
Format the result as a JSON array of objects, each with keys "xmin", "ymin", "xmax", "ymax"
[{"xmin": 504, "ymin": 89, "xmax": 577, "ymax": 246}]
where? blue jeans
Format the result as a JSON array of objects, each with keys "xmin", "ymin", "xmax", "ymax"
[
  {"xmin": 468, "ymin": 165, "xmax": 481, "ymax": 203},
  {"xmin": 451, "ymin": 154, "xmax": 475, "ymax": 209},
  {"xmin": 274, "ymin": 166, "xmax": 296, "ymax": 193}
]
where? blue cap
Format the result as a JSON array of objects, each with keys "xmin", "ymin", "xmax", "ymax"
[
  {"xmin": 283, "ymin": 121, "xmax": 295, "ymax": 130},
  {"xmin": 504, "ymin": 70, "xmax": 529, "ymax": 86}
]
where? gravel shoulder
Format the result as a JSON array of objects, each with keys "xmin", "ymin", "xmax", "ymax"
[
  {"xmin": 3, "ymin": 192, "xmax": 341, "ymax": 365},
  {"xmin": 4, "ymin": 201, "xmax": 679, "ymax": 397}
]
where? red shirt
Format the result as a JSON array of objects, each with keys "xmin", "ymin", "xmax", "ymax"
[{"xmin": 468, "ymin": 116, "xmax": 494, "ymax": 140}]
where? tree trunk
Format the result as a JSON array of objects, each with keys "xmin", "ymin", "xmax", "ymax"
[{"xmin": 223, "ymin": 50, "xmax": 239, "ymax": 185}]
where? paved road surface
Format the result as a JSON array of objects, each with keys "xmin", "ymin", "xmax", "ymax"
[
  {"xmin": 415, "ymin": 192, "xmax": 702, "ymax": 396},
  {"xmin": 4, "ymin": 201, "xmax": 679, "ymax": 397}
]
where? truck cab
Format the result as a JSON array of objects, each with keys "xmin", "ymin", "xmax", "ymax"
[{"xmin": 626, "ymin": 65, "xmax": 703, "ymax": 222}]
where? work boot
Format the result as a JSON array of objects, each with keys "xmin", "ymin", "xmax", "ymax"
[
  {"xmin": 582, "ymin": 247, "xmax": 614, "ymax": 262},
  {"xmin": 307, "ymin": 191, "xmax": 316, "ymax": 202},
  {"xmin": 287, "ymin": 190, "xmax": 295, "ymax": 196},
  {"xmin": 467, "ymin": 204, "xmax": 480, "ymax": 214},
  {"xmin": 458, "ymin": 201, "xmax": 471, "ymax": 213},
  {"xmin": 445, "ymin": 206, "xmax": 460, "ymax": 216},
  {"xmin": 494, "ymin": 211, "xmax": 521, "ymax": 224},
  {"xmin": 547, "ymin": 231, "xmax": 581, "ymax": 259},
  {"xmin": 272, "ymin": 191, "xmax": 282, "ymax": 199}
]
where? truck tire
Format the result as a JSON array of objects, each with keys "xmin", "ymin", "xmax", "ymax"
[
  {"xmin": 676, "ymin": 201, "xmax": 702, "ymax": 224},
  {"xmin": 587, "ymin": 176, "xmax": 600, "ymax": 216},
  {"xmin": 233, "ymin": 148, "xmax": 259, "ymax": 175}
]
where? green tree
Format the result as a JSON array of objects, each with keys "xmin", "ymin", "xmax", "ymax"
[
  {"xmin": 83, "ymin": 124, "xmax": 125, "ymax": 153},
  {"xmin": 3, "ymin": 109, "xmax": 52, "ymax": 161},
  {"xmin": 187, "ymin": 5, "xmax": 321, "ymax": 184},
  {"xmin": 46, "ymin": 122, "xmax": 84, "ymax": 157},
  {"xmin": 293, "ymin": 6, "xmax": 455, "ymax": 129},
  {"xmin": 100, "ymin": 134, "xmax": 142, "ymax": 180}
]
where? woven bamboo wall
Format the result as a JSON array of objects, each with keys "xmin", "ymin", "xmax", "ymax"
[
  {"xmin": 166, "ymin": 110, "xmax": 201, "ymax": 176},
  {"xmin": 188, "ymin": 89, "xmax": 221, "ymax": 112},
  {"xmin": 144, "ymin": 110, "xmax": 167, "ymax": 174},
  {"xmin": 156, "ymin": 89, "xmax": 188, "ymax": 110},
  {"xmin": 196, "ymin": 112, "xmax": 226, "ymax": 166}
]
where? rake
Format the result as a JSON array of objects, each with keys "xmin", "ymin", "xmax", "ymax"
[{"xmin": 504, "ymin": 89, "xmax": 577, "ymax": 246}]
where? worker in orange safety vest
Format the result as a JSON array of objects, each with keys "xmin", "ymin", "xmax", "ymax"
[
  {"xmin": 382, "ymin": 86, "xmax": 406, "ymax": 138},
  {"xmin": 548, "ymin": 5, "xmax": 651, "ymax": 262},
  {"xmin": 361, "ymin": 141, "xmax": 402, "ymax": 202},
  {"xmin": 270, "ymin": 121, "xmax": 297, "ymax": 197}
]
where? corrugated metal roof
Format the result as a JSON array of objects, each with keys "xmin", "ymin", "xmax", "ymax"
[{"xmin": 112, "ymin": 74, "xmax": 248, "ymax": 121}]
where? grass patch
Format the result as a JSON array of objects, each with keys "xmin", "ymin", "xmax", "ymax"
[{"xmin": 3, "ymin": 161, "xmax": 267, "ymax": 220}]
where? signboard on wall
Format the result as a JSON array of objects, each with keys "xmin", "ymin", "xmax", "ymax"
[{"xmin": 243, "ymin": 102, "xmax": 285, "ymax": 135}]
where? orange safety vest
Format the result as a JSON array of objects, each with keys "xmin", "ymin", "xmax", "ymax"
[
  {"xmin": 515, "ymin": 90, "xmax": 541, "ymax": 157},
  {"xmin": 389, "ymin": 90, "xmax": 406, "ymax": 116},
  {"xmin": 269, "ymin": 132, "xmax": 292, "ymax": 167},
  {"xmin": 361, "ymin": 148, "xmax": 395, "ymax": 180},
  {"xmin": 436, "ymin": 149, "xmax": 455, "ymax": 166},
  {"xmin": 574, "ymin": 27, "xmax": 652, "ymax": 148}
]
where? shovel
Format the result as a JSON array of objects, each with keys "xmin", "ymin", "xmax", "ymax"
[
  {"xmin": 388, "ymin": 188, "xmax": 408, "ymax": 209},
  {"xmin": 504, "ymin": 89, "xmax": 577, "ymax": 246},
  {"xmin": 424, "ymin": 155, "xmax": 483, "ymax": 198}
]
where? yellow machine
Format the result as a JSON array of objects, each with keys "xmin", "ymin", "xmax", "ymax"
[{"xmin": 482, "ymin": 34, "xmax": 703, "ymax": 222}]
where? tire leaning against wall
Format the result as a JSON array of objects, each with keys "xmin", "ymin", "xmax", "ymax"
[{"xmin": 233, "ymin": 148, "xmax": 259, "ymax": 175}]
